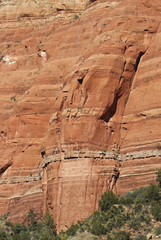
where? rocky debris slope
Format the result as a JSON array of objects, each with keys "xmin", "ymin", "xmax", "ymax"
[{"xmin": 0, "ymin": 0, "xmax": 161, "ymax": 231}]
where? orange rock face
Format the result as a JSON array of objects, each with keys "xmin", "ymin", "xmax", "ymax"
[{"xmin": 0, "ymin": 0, "xmax": 161, "ymax": 231}]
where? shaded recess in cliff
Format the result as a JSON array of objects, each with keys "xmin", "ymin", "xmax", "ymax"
[
  {"xmin": 134, "ymin": 52, "xmax": 145, "ymax": 72},
  {"xmin": 100, "ymin": 92, "xmax": 120, "ymax": 123},
  {"xmin": 0, "ymin": 162, "xmax": 12, "ymax": 177},
  {"xmin": 99, "ymin": 61, "xmax": 126, "ymax": 123},
  {"xmin": 100, "ymin": 51, "xmax": 145, "ymax": 125},
  {"xmin": 126, "ymin": 51, "xmax": 145, "ymax": 100}
]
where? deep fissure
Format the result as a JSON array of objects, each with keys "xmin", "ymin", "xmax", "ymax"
[
  {"xmin": 134, "ymin": 51, "xmax": 145, "ymax": 72},
  {"xmin": 99, "ymin": 61, "xmax": 126, "ymax": 123},
  {"xmin": 100, "ymin": 52, "xmax": 145, "ymax": 124},
  {"xmin": 100, "ymin": 92, "xmax": 120, "ymax": 123}
]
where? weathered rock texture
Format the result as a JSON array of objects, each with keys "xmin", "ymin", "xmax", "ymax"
[{"xmin": 0, "ymin": 0, "xmax": 161, "ymax": 231}]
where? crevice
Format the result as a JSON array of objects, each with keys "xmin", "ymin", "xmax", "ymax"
[
  {"xmin": 109, "ymin": 167, "xmax": 120, "ymax": 191},
  {"xmin": 76, "ymin": 70, "xmax": 88, "ymax": 85},
  {"xmin": 56, "ymin": 8, "xmax": 64, "ymax": 12},
  {"xmin": 77, "ymin": 76, "xmax": 84, "ymax": 84},
  {"xmin": 41, "ymin": 151, "xmax": 46, "ymax": 158},
  {"xmin": 134, "ymin": 52, "xmax": 145, "ymax": 72},
  {"xmin": 119, "ymin": 51, "xmax": 146, "ymax": 148},
  {"xmin": 124, "ymin": 51, "xmax": 145, "ymax": 106},
  {"xmin": 0, "ymin": 162, "xmax": 12, "ymax": 177},
  {"xmin": 59, "ymin": 96, "xmax": 67, "ymax": 111},
  {"xmin": 100, "ymin": 61, "xmax": 126, "ymax": 123},
  {"xmin": 100, "ymin": 92, "xmax": 119, "ymax": 123},
  {"xmin": 99, "ymin": 51, "xmax": 146, "ymax": 151}
]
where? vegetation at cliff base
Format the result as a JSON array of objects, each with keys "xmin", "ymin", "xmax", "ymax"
[
  {"xmin": 0, "ymin": 210, "xmax": 58, "ymax": 240},
  {"xmin": 58, "ymin": 170, "xmax": 161, "ymax": 240},
  {"xmin": 0, "ymin": 170, "xmax": 161, "ymax": 240}
]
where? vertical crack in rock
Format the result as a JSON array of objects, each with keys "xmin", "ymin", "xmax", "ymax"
[
  {"xmin": 99, "ymin": 52, "xmax": 146, "ymax": 191},
  {"xmin": 134, "ymin": 52, "xmax": 145, "ymax": 72},
  {"xmin": 125, "ymin": 51, "xmax": 145, "ymax": 106},
  {"xmin": 100, "ymin": 92, "xmax": 120, "ymax": 123},
  {"xmin": 100, "ymin": 61, "xmax": 126, "ymax": 123},
  {"xmin": 119, "ymin": 51, "xmax": 146, "ymax": 149},
  {"xmin": 100, "ymin": 52, "xmax": 145, "ymax": 124},
  {"xmin": 109, "ymin": 167, "xmax": 120, "ymax": 191},
  {"xmin": 60, "ymin": 96, "xmax": 67, "ymax": 111}
]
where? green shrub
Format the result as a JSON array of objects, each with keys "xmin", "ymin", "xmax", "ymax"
[
  {"xmin": 39, "ymin": 230, "xmax": 57, "ymax": 240},
  {"xmin": 18, "ymin": 231, "xmax": 31, "ymax": 240},
  {"xmin": 155, "ymin": 224, "xmax": 161, "ymax": 236},
  {"xmin": 115, "ymin": 214, "xmax": 126, "ymax": 228},
  {"xmin": 131, "ymin": 187, "xmax": 147, "ymax": 200},
  {"xmin": 151, "ymin": 202, "xmax": 161, "ymax": 221},
  {"xmin": 73, "ymin": 15, "xmax": 79, "ymax": 20},
  {"xmin": 39, "ymin": 229, "xmax": 56, "ymax": 239},
  {"xmin": 118, "ymin": 195, "xmax": 133, "ymax": 205},
  {"xmin": 144, "ymin": 215, "xmax": 151, "ymax": 225},
  {"xmin": 106, "ymin": 219, "xmax": 115, "ymax": 232},
  {"xmin": 99, "ymin": 191, "xmax": 118, "ymax": 211},
  {"xmin": 118, "ymin": 187, "xmax": 147, "ymax": 208},
  {"xmin": 92, "ymin": 211, "xmax": 107, "ymax": 224},
  {"xmin": 43, "ymin": 210, "xmax": 56, "ymax": 235},
  {"xmin": 1, "ymin": 181, "xmax": 161, "ymax": 240},
  {"xmin": 134, "ymin": 202, "xmax": 142, "ymax": 213},
  {"xmin": 118, "ymin": 204, "xmax": 124, "ymax": 211},
  {"xmin": 118, "ymin": 196, "xmax": 127, "ymax": 205},
  {"xmin": 106, "ymin": 206, "xmax": 118, "ymax": 218},
  {"xmin": 129, "ymin": 218, "xmax": 141, "ymax": 230},
  {"xmin": 103, "ymin": 205, "xmax": 126, "ymax": 232},
  {"xmin": 134, "ymin": 234, "xmax": 147, "ymax": 240},
  {"xmin": 115, "ymin": 231, "xmax": 131, "ymax": 240},
  {"xmin": 36, "ymin": 221, "xmax": 44, "ymax": 232},
  {"xmin": 137, "ymin": 213, "xmax": 146, "ymax": 223},
  {"xmin": 0, "ymin": 229, "xmax": 8, "ymax": 240},
  {"xmin": 90, "ymin": 219, "xmax": 106, "ymax": 236},
  {"xmin": 5, "ymin": 221, "xmax": 13, "ymax": 227},
  {"xmin": 12, "ymin": 223, "xmax": 27, "ymax": 234},
  {"xmin": 27, "ymin": 209, "xmax": 37, "ymax": 231},
  {"xmin": 144, "ymin": 183, "xmax": 160, "ymax": 203},
  {"xmin": 0, "ymin": 212, "xmax": 10, "ymax": 221},
  {"xmin": 107, "ymin": 233, "xmax": 115, "ymax": 240},
  {"xmin": 156, "ymin": 169, "xmax": 161, "ymax": 187},
  {"xmin": 66, "ymin": 224, "xmax": 79, "ymax": 236}
]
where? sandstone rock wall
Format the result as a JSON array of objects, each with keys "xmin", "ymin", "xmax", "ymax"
[
  {"xmin": 0, "ymin": 0, "xmax": 87, "ymax": 19},
  {"xmin": 0, "ymin": 0, "xmax": 161, "ymax": 231}
]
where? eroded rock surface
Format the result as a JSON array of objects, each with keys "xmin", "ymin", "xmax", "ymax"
[{"xmin": 0, "ymin": 0, "xmax": 161, "ymax": 231}]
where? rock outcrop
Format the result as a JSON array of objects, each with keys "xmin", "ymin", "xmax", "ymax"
[{"xmin": 0, "ymin": 0, "xmax": 161, "ymax": 231}]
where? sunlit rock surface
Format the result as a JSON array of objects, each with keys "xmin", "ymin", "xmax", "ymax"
[{"xmin": 0, "ymin": 0, "xmax": 161, "ymax": 231}]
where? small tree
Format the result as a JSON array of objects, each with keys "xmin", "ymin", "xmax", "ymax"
[
  {"xmin": 151, "ymin": 202, "xmax": 161, "ymax": 221},
  {"xmin": 0, "ymin": 230, "xmax": 8, "ymax": 240},
  {"xmin": 144, "ymin": 183, "xmax": 160, "ymax": 202},
  {"xmin": 156, "ymin": 169, "xmax": 161, "ymax": 187},
  {"xmin": 99, "ymin": 191, "xmax": 118, "ymax": 212},
  {"xmin": 19, "ymin": 231, "xmax": 31, "ymax": 240},
  {"xmin": 12, "ymin": 223, "xmax": 27, "ymax": 234},
  {"xmin": 66, "ymin": 224, "xmax": 79, "ymax": 236},
  {"xmin": 43, "ymin": 210, "xmax": 56, "ymax": 235},
  {"xmin": 27, "ymin": 209, "xmax": 37, "ymax": 231},
  {"xmin": 91, "ymin": 220, "xmax": 106, "ymax": 236},
  {"xmin": 116, "ymin": 231, "xmax": 131, "ymax": 240}
]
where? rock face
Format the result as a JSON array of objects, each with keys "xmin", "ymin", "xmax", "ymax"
[{"xmin": 0, "ymin": 0, "xmax": 161, "ymax": 232}]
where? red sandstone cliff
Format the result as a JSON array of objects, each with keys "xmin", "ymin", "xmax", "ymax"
[{"xmin": 0, "ymin": 0, "xmax": 161, "ymax": 231}]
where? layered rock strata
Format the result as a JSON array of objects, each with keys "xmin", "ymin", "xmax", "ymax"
[{"xmin": 0, "ymin": 0, "xmax": 161, "ymax": 231}]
